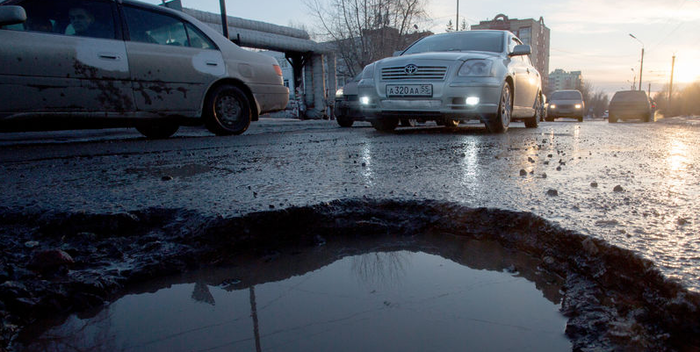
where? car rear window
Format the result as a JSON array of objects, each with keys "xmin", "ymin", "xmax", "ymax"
[
  {"xmin": 612, "ymin": 91, "xmax": 648, "ymax": 102},
  {"xmin": 550, "ymin": 91, "xmax": 582, "ymax": 100}
]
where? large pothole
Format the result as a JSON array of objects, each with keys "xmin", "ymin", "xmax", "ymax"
[{"xmin": 1, "ymin": 199, "xmax": 699, "ymax": 351}]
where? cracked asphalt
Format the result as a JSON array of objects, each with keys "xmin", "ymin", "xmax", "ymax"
[{"xmin": 1, "ymin": 116, "xmax": 699, "ymax": 292}]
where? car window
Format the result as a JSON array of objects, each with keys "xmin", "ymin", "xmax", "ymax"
[
  {"xmin": 550, "ymin": 91, "xmax": 582, "ymax": 100},
  {"xmin": 123, "ymin": 6, "xmax": 186, "ymax": 45},
  {"xmin": 0, "ymin": 0, "xmax": 116, "ymax": 39},
  {"xmin": 402, "ymin": 31, "xmax": 503, "ymax": 55},
  {"xmin": 124, "ymin": 6, "xmax": 216, "ymax": 49},
  {"xmin": 185, "ymin": 23, "xmax": 216, "ymax": 49},
  {"xmin": 612, "ymin": 91, "xmax": 648, "ymax": 102}
]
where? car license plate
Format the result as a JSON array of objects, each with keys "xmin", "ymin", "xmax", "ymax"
[{"xmin": 386, "ymin": 84, "xmax": 432, "ymax": 97}]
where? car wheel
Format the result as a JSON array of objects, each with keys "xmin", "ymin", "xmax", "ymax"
[
  {"xmin": 485, "ymin": 82, "xmax": 511, "ymax": 133},
  {"xmin": 337, "ymin": 115, "xmax": 354, "ymax": 127},
  {"xmin": 204, "ymin": 84, "xmax": 251, "ymax": 136},
  {"xmin": 400, "ymin": 118, "xmax": 417, "ymax": 127},
  {"xmin": 524, "ymin": 94, "xmax": 540, "ymax": 128},
  {"xmin": 371, "ymin": 117, "xmax": 399, "ymax": 132},
  {"xmin": 135, "ymin": 120, "xmax": 179, "ymax": 139},
  {"xmin": 609, "ymin": 115, "xmax": 618, "ymax": 123}
]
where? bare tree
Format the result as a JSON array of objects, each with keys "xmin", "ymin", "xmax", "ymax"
[{"xmin": 305, "ymin": 0, "xmax": 430, "ymax": 77}]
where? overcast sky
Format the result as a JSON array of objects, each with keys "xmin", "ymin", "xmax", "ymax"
[{"xmin": 143, "ymin": 0, "xmax": 700, "ymax": 95}]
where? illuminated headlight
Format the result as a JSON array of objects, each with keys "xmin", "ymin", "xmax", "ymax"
[
  {"xmin": 458, "ymin": 60, "xmax": 493, "ymax": 76},
  {"xmin": 360, "ymin": 96, "xmax": 371, "ymax": 105},
  {"xmin": 466, "ymin": 97, "xmax": 480, "ymax": 106},
  {"xmin": 574, "ymin": 104, "xmax": 582, "ymax": 109},
  {"xmin": 335, "ymin": 88, "xmax": 344, "ymax": 97},
  {"xmin": 550, "ymin": 104, "xmax": 557, "ymax": 109}
]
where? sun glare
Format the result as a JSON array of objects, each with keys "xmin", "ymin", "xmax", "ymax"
[{"xmin": 672, "ymin": 61, "xmax": 700, "ymax": 84}]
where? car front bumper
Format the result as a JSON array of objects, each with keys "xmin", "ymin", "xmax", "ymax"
[{"xmin": 357, "ymin": 79, "xmax": 502, "ymax": 122}]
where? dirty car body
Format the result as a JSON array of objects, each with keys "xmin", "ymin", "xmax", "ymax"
[
  {"xmin": 0, "ymin": 0, "xmax": 288, "ymax": 138},
  {"xmin": 357, "ymin": 30, "xmax": 542, "ymax": 133}
]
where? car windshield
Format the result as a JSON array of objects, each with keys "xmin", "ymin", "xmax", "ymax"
[
  {"xmin": 550, "ymin": 91, "xmax": 582, "ymax": 100},
  {"xmin": 402, "ymin": 31, "xmax": 503, "ymax": 55},
  {"xmin": 612, "ymin": 91, "xmax": 648, "ymax": 102}
]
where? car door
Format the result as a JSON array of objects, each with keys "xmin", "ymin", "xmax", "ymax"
[
  {"xmin": 0, "ymin": 0, "xmax": 133, "ymax": 115},
  {"xmin": 121, "ymin": 4, "xmax": 224, "ymax": 115},
  {"xmin": 508, "ymin": 37, "xmax": 535, "ymax": 113}
]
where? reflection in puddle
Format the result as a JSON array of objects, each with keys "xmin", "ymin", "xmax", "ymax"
[{"xmin": 21, "ymin": 251, "xmax": 570, "ymax": 352}]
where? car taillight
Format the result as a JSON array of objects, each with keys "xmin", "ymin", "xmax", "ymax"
[{"xmin": 273, "ymin": 64, "xmax": 283, "ymax": 76}]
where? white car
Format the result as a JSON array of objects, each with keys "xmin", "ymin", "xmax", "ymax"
[
  {"xmin": 358, "ymin": 30, "xmax": 542, "ymax": 133},
  {"xmin": 0, "ymin": 0, "xmax": 288, "ymax": 138}
]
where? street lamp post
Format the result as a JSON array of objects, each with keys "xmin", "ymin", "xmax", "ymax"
[
  {"xmin": 456, "ymin": 0, "xmax": 459, "ymax": 32},
  {"xmin": 629, "ymin": 34, "xmax": 644, "ymax": 91}
]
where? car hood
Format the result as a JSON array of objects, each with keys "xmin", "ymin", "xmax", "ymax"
[{"xmin": 377, "ymin": 51, "xmax": 500, "ymax": 66}]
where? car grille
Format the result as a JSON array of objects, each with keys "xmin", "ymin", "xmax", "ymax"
[{"xmin": 381, "ymin": 66, "xmax": 448, "ymax": 81}]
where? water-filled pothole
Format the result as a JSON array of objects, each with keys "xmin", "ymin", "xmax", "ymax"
[{"xmin": 18, "ymin": 247, "xmax": 570, "ymax": 352}]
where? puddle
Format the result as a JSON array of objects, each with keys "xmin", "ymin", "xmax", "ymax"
[{"xmin": 17, "ymin": 249, "xmax": 570, "ymax": 352}]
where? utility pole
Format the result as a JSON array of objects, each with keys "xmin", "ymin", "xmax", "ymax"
[
  {"xmin": 220, "ymin": 0, "xmax": 229, "ymax": 39},
  {"xmin": 629, "ymin": 34, "xmax": 644, "ymax": 91},
  {"xmin": 639, "ymin": 47, "xmax": 644, "ymax": 91},
  {"xmin": 456, "ymin": 0, "xmax": 459, "ymax": 33},
  {"xmin": 669, "ymin": 55, "xmax": 676, "ymax": 107}
]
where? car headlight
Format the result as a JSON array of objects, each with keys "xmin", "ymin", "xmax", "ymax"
[
  {"xmin": 335, "ymin": 88, "xmax": 344, "ymax": 97},
  {"xmin": 458, "ymin": 60, "xmax": 493, "ymax": 77},
  {"xmin": 575, "ymin": 104, "xmax": 582, "ymax": 109},
  {"xmin": 550, "ymin": 104, "xmax": 557, "ymax": 109},
  {"xmin": 361, "ymin": 64, "xmax": 375, "ymax": 79}
]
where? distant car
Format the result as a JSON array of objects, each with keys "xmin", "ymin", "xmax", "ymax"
[
  {"xmin": 546, "ymin": 90, "xmax": 584, "ymax": 122},
  {"xmin": 334, "ymin": 74, "xmax": 365, "ymax": 127},
  {"xmin": 357, "ymin": 30, "xmax": 542, "ymax": 133},
  {"xmin": 602, "ymin": 109, "xmax": 609, "ymax": 119},
  {"xmin": 608, "ymin": 90, "xmax": 653, "ymax": 123},
  {"xmin": 0, "ymin": 0, "xmax": 289, "ymax": 138}
]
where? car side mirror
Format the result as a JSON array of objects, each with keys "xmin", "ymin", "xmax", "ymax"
[
  {"xmin": 393, "ymin": 50, "xmax": 403, "ymax": 57},
  {"xmin": 0, "ymin": 6, "xmax": 27, "ymax": 26},
  {"xmin": 509, "ymin": 44, "xmax": 531, "ymax": 57}
]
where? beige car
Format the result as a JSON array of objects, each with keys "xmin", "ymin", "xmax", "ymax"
[{"xmin": 0, "ymin": 0, "xmax": 288, "ymax": 138}]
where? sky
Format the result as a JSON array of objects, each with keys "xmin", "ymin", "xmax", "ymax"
[{"xmin": 143, "ymin": 0, "xmax": 700, "ymax": 96}]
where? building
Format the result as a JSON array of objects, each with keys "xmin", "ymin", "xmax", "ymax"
[
  {"xmin": 548, "ymin": 69, "xmax": 583, "ymax": 92},
  {"xmin": 472, "ymin": 14, "xmax": 550, "ymax": 90}
]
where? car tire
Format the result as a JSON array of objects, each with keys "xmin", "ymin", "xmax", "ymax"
[
  {"xmin": 337, "ymin": 116, "xmax": 354, "ymax": 127},
  {"xmin": 136, "ymin": 120, "xmax": 179, "ymax": 139},
  {"xmin": 485, "ymin": 82, "xmax": 512, "ymax": 133},
  {"xmin": 524, "ymin": 94, "xmax": 541, "ymax": 128},
  {"xmin": 371, "ymin": 117, "xmax": 399, "ymax": 132},
  {"xmin": 400, "ymin": 118, "xmax": 417, "ymax": 127},
  {"xmin": 609, "ymin": 115, "xmax": 618, "ymax": 123},
  {"xmin": 203, "ymin": 84, "xmax": 251, "ymax": 136}
]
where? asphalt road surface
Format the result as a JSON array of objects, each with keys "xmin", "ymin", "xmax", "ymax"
[{"xmin": 1, "ymin": 116, "xmax": 699, "ymax": 292}]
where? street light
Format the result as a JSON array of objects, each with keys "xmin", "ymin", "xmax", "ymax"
[{"xmin": 629, "ymin": 34, "xmax": 644, "ymax": 91}]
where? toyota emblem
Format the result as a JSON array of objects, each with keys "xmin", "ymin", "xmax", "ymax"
[{"xmin": 404, "ymin": 64, "xmax": 417, "ymax": 75}]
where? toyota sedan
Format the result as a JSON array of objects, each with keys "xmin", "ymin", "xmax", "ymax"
[{"xmin": 357, "ymin": 30, "xmax": 542, "ymax": 133}]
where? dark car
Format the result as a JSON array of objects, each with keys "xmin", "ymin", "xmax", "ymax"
[
  {"xmin": 334, "ymin": 74, "xmax": 365, "ymax": 127},
  {"xmin": 546, "ymin": 90, "xmax": 584, "ymax": 122},
  {"xmin": 608, "ymin": 90, "xmax": 653, "ymax": 123}
]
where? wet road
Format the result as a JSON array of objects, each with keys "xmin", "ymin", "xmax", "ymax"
[{"xmin": 1, "ymin": 117, "xmax": 699, "ymax": 292}]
